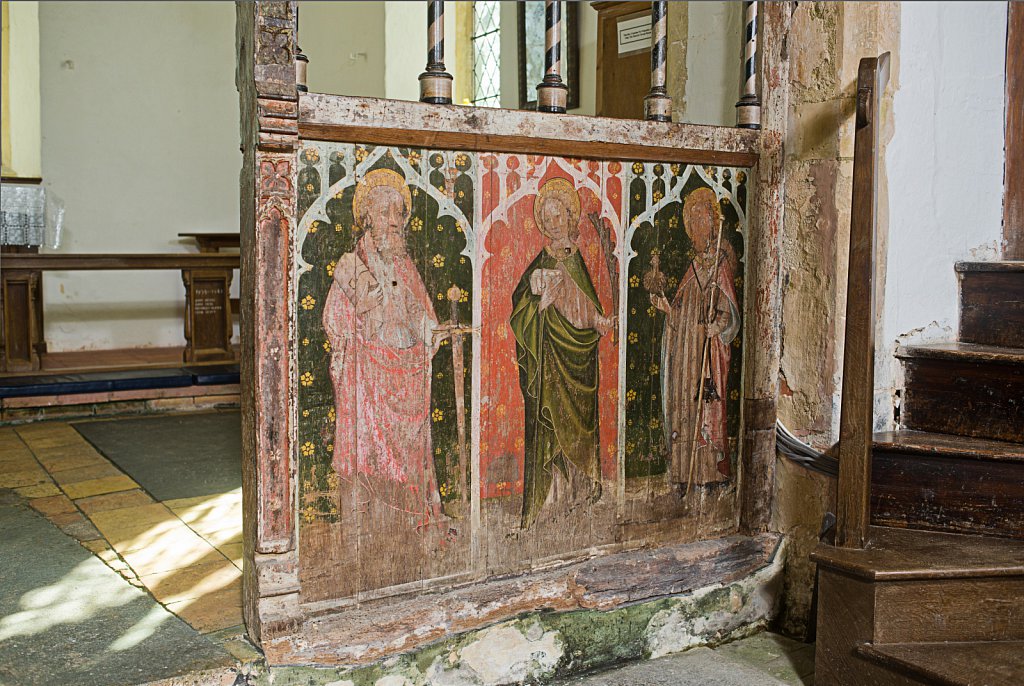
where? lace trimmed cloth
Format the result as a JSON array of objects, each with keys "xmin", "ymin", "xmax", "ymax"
[{"xmin": 1, "ymin": 183, "xmax": 62, "ymax": 247}]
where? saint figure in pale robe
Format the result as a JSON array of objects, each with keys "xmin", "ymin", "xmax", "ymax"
[
  {"xmin": 510, "ymin": 178, "xmax": 615, "ymax": 528},
  {"xmin": 322, "ymin": 169, "xmax": 451, "ymax": 524},
  {"xmin": 651, "ymin": 187, "xmax": 740, "ymax": 487}
]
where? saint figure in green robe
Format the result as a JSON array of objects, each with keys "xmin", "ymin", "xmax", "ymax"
[{"xmin": 510, "ymin": 178, "xmax": 616, "ymax": 528}]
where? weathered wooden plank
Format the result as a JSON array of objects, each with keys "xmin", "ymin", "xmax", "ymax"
[
  {"xmin": 899, "ymin": 344, "xmax": 1024, "ymax": 443},
  {"xmin": 858, "ymin": 641, "xmax": 1024, "ymax": 686},
  {"xmin": 1005, "ymin": 2, "xmax": 1024, "ymax": 259},
  {"xmin": 298, "ymin": 93, "xmax": 760, "ymax": 166},
  {"xmin": 263, "ymin": 532, "xmax": 781, "ymax": 665},
  {"xmin": 958, "ymin": 266, "xmax": 1024, "ymax": 347},
  {"xmin": 835, "ymin": 53, "xmax": 891, "ymax": 549}
]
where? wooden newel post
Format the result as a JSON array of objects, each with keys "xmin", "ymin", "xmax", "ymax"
[
  {"xmin": 643, "ymin": 1, "xmax": 672, "ymax": 121},
  {"xmin": 835, "ymin": 52, "xmax": 890, "ymax": 549},
  {"xmin": 735, "ymin": 1, "xmax": 761, "ymax": 129},
  {"xmin": 536, "ymin": 0, "xmax": 569, "ymax": 113},
  {"xmin": 419, "ymin": 0, "xmax": 453, "ymax": 104}
]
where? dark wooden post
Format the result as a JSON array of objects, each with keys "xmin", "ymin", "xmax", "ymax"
[
  {"xmin": 419, "ymin": 1, "xmax": 453, "ymax": 104},
  {"xmin": 0, "ymin": 265, "xmax": 43, "ymax": 372},
  {"xmin": 1004, "ymin": 2, "xmax": 1023, "ymax": 258},
  {"xmin": 237, "ymin": 0, "xmax": 301, "ymax": 646},
  {"xmin": 735, "ymin": 1, "xmax": 761, "ymax": 129},
  {"xmin": 643, "ymin": 1, "xmax": 671, "ymax": 122},
  {"xmin": 835, "ymin": 53, "xmax": 890, "ymax": 549},
  {"xmin": 536, "ymin": 0, "xmax": 569, "ymax": 113}
]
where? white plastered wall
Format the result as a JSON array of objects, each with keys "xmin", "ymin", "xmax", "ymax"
[
  {"xmin": 37, "ymin": 1, "xmax": 241, "ymax": 352},
  {"xmin": 878, "ymin": 1, "xmax": 1008, "ymax": 428}
]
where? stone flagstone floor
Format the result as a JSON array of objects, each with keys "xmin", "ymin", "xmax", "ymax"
[{"xmin": 0, "ymin": 420, "xmax": 247, "ymax": 639}]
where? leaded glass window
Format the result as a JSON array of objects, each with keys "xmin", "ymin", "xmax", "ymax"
[{"xmin": 472, "ymin": 1, "xmax": 500, "ymax": 107}]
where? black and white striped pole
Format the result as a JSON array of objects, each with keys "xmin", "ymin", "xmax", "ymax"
[
  {"xmin": 536, "ymin": 0, "xmax": 569, "ymax": 113},
  {"xmin": 643, "ymin": 1, "xmax": 671, "ymax": 122},
  {"xmin": 419, "ymin": 0, "xmax": 453, "ymax": 104},
  {"xmin": 735, "ymin": 1, "xmax": 761, "ymax": 129},
  {"xmin": 295, "ymin": 4, "xmax": 308, "ymax": 93}
]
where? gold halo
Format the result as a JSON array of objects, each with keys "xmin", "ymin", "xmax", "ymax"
[
  {"xmin": 682, "ymin": 187, "xmax": 722, "ymax": 224},
  {"xmin": 534, "ymin": 178, "xmax": 581, "ymax": 237},
  {"xmin": 352, "ymin": 169, "xmax": 412, "ymax": 228}
]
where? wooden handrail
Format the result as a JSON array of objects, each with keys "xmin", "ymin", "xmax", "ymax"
[
  {"xmin": 835, "ymin": 52, "xmax": 891, "ymax": 549},
  {"xmin": 1, "ymin": 253, "xmax": 239, "ymax": 270}
]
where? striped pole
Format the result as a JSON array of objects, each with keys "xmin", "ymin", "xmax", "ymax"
[
  {"xmin": 295, "ymin": 3, "xmax": 308, "ymax": 93},
  {"xmin": 643, "ymin": 1, "xmax": 671, "ymax": 121},
  {"xmin": 735, "ymin": 1, "xmax": 761, "ymax": 129},
  {"xmin": 536, "ymin": 0, "xmax": 568, "ymax": 113},
  {"xmin": 419, "ymin": 1, "xmax": 453, "ymax": 104}
]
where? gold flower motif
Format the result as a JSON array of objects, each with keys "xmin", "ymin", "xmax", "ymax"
[
  {"xmin": 300, "ymin": 371, "xmax": 314, "ymax": 386},
  {"xmin": 628, "ymin": 332, "xmax": 639, "ymax": 344},
  {"xmin": 457, "ymin": 190, "xmax": 465, "ymax": 198},
  {"xmin": 634, "ymin": 193, "xmax": 641, "ymax": 201},
  {"xmin": 436, "ymin": 223, "xmax": 445, "ymax": 232},
  {"xmin": 730, "ymin": 389, "xmax": 740, "ymax": 400},
  {"xmin": 459, "ymin": 288, "xmax": 469, "ymax": 303},
  {"xmin": 646, "ymin": 305, "xmax": 657, "ymax": 318},
  {"xmin": 323, "ymin": 340, "xmax": 331, "ymax": 352},
  {"xmin": 632, "ymin": 162, "xmax": 644, "ymax": 174},
  {"xmin": 649, "ymin": 418, "xmax": 661, "ymax": 430},
  {"xmin": 669, "ymin": 216, "xmax": 679, "ymax": 229},
  {"xmin": 670, "ymin": 163, "xmax": 682, "ymax": 175},
  {"xmin": 302, "ymin": 409, "xmax": 310, "ymax": 417},
  {"xmin": 648, "ymin": 363, "xmax": 659, "ymax": 375},
  {"xmin": 459, "ymin": 256, "xmax": 466, "ymax": 264},
  {"xmin": 328, "ymin": 407, "xmax": 336, "ymax": 422},
  {"xmin": 410, "ymin": 217, "xmax": 424, "ymax": 232},
  {"xmin": 302, "ymin": 337, "xmax": 309, "ymax": 346},
  {"xmin": 626, "ymin": 389, "xmax": 637, "ymax": 402},
  {"xmin": 408, "ymin": 150, "xmax": 421, "ymax": 166},
  {"xmin": 305, "ymin": 183, "xmax": 314, "ymax": 192},
  {"xmin": 432, "ymin": 254, "xmax": 445, "ymax": 268},
  {"xmin": 629, "ymin": 274, "xmax": 640, "ymax": 288},
  {"xmin": 432, "ymin": 408, "xmax": 444, "ymax": 422},
  {"xmin": 653, "ymin": 190, "xmax": 664, "ymax": 202},
  {"xmin": 300, "ymin": 441, "xmax": 315, "ymax": 457},
  {"xmin": 334, "ymin": 223, "xmax": 343, "ymax": 232},
  {"xmin": 437, "ymin": 292, "xmax": 444, "ymax": 300},
  {"xmin": 455, "ymin": 222, "xmax": 463, "ymax": 233},
  {"xmin": 455, "ymin": 153, "xmax": 469, "ymax": 166},
  {"xmin": 355, "ymin": 147, "xmax": 368, "ymax": 162},
  {"xmin": 326, "ymin": 260, "xmax": 336, "ymax": 277},
  {"xmin": 301, "ymin": 295, "xmax": 316, "ymax": 310},
  {"xmin": 309, "ymin": 222, "xmax": 319, "ymax": 234},
  {"xmin": 303, "ymin": 148, "xmax": 320, "ymax": 163}
]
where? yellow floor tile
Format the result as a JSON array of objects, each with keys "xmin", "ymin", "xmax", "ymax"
[
  {"xmin": 75, "ymin": 489, "xmax": 154, "ymax": 515},
  {"xmin": 166, "ymin": 586, "xmax": 243, "ymax": 633},
  {"xmin": 87, "ymin": 503, "xmax": 178, "ymax": 548},
  {"xmin": 51, "ymin": 463, "xmax": 124, "ymax": 485},
  {"xmin": 37, "ymin": 452, "xmax": 110, "ymax": 473},
  {"xmin": 140, "ymin": 559, "xmax": 241, "ymax": 605},
  {"xmin": 62, "ymin": 475, "xmax": 138, "ymax": 500},
  {"xmin": 14, "ymin": 483, "xmax": 62, "ymax": 498},
  {"xmin": 0, "ymin": 469, "xmax": 50, "ymax": 489},
  {"xmin": 218, "ymin": 542, "xmax": 244, "ymax": 568},
  {"xmin": 120, "ymin": 530, "xmax": 222, "ymax": 575},
  {"xmin": 28, "ymin": 494, "xmax": 77, "ymax": 517}
]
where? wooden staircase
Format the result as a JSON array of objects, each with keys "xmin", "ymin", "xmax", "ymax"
[{"xmin": 811, "ymin": 54, "xmax": 1024, "ymax": 686}]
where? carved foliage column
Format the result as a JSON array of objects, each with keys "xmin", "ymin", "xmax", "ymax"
[{"xmin": 237, "ymin": 0, "xmax": 300, "ymax": 644}]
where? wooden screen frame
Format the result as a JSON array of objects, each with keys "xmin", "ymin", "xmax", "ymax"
[{"xmin": 238, "ymin": 0, "xmax": 792, "ymax": 663}]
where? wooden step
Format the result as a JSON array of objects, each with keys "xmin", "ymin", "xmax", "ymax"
[
  {"xmin": 813, "ymin": 528, "xmax": 1024, "ymax": 685},
  {"xmin": 871, "ymin": 430, "xmax": 1024, "ymax": 539},
  {"xmin": 898, "ymin": 343, "xmax": 1024, "ymax": 443},
  {"xmin": 858, "ymin": 641, "xmax": 1024, "ymax": 686},
  {"xmin": 957, "ymin": 261, "xmax": 1024, "ymax": 348}
]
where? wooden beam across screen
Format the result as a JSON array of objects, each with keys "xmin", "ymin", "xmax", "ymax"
[{"xmin": 298, "ymin": 94, "xmax": 759, "ymax": 167}]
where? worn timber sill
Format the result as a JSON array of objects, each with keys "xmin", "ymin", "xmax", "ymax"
[
  {"xmin": 857, "ymin": 641, "xmax": 1024, "ymax": 686},
  {"xmin": 811, "ymin": 526, "xmax": 1024, "ymax": 582},
  {"xmin": 297, "ymin": 93, "xmax": 760, "ymax": 167},
  {"xmin": 262, "ymin": 532, "xmax": 782, "ymax": 666}
]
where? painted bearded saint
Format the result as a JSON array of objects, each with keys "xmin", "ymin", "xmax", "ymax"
[
  {"xmin": 322, "ymin": 169, "xmax": 453, "ymax": 524},
  {"xmin": 650, "ymin": 187, "xmax": 740, "ymax": 488},
  {"xmin": 510, "ymin": 179, "xmax": 616, "ymax": 528}
]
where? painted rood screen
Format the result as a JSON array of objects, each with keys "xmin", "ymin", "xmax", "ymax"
[{"xmin": 294, "ymin": 144, "xmax": 749, "ymax": 602}]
